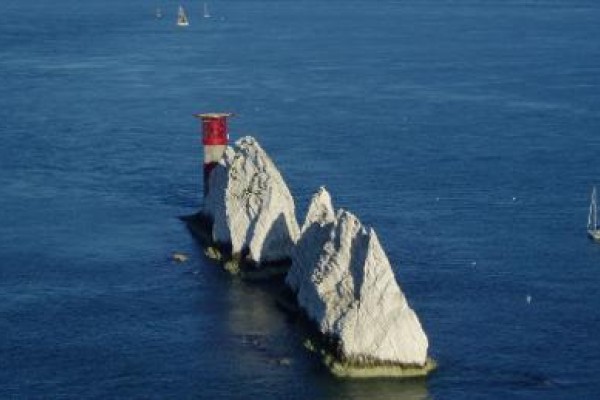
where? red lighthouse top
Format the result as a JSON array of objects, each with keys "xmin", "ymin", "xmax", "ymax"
[{"xmin": 194, "ymin": 113, "xmax": 232, "ymax": 146}]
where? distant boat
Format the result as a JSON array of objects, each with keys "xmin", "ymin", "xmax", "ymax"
[
  {"xmin": 203, "ymin": 2, "xmax": 211, "ymax": 18},
  {"xmin": 177, "ymin": 5, "xmax": 189, "ymax": 26},
  {"xmin": 156, "ymin": 7, "xmax": 162, "ymax": 19},
  {"xmin": 588, "ymin": 186, "xmax": 600, "ymax": 241}
]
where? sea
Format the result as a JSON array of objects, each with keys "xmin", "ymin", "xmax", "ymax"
[{"xmin": 1, "ymin": 0, "xmax": 599, "ymax": 398}]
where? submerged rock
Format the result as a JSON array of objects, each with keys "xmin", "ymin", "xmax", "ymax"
[
  {"xmin": 201, "ymin": 136, "xmax": 300, "ymax": 266},
  {"xmin": 292, "ymin": 206, "xmax": 430, "ymax": 369},
  {"xmin": 172, "ymin": 252, "xmax": 188, "ymax": 263}
]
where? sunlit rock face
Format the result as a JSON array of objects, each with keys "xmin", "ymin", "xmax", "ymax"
[
  {"xmin": 294, "ymin": 207, "xmax": 429, "ymax": 366},
  {"xmin": 203, "ymin": 136, "xmax": 300, "ymax": 265}
]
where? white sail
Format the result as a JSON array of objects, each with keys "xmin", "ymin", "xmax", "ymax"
[
  {"xmin": 587, "ymin": 186, "xmax": 600, "ymax": 241},
  {"xmin": 591, "ymin": 187, "xmax": 598, "ymax": 231},
  {"xmin": 177, "ymin": 5, "xmax": 189, "ymax": 26}
]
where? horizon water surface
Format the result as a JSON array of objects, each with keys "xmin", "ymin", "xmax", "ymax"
[{"xmin": 1, "ymin": 0, "xmax": 600, "ymax": 398}]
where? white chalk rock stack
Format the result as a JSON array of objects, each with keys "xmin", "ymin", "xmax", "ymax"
[
  {"xmin": 296, "ymin": 208, "xmax": 429, "ymax": 366},
  {"xmin": 287, "ymin": 187, "xmax": 336, "ymax": 293},
  {"xmin": 203, "ymin": 136, "xmax": 300, "ymax": 264}
]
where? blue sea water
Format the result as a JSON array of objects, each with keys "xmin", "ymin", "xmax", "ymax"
[{"xmin": 1, "ymin": 0, "xmax": 600, "ymax": 398}]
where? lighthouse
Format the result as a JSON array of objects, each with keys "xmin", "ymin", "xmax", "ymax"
[{"xmin": 193, "ymin": 112, "xmax": 232, "ymax": 196}]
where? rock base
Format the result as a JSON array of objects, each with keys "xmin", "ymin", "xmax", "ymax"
[
  {"xmin": 303, "ymin": 338, "xmax": 436, "ymax": 378},
  {"xmin": 278, "ymin": 285, "xmax": 436, "ymax": 379},
  {"xmin": 326, "ymin": 356, "xmax": 437, "ymax": 379},
  {"xmin": 181, "ymin": 212, "xmax": 291, "ymax": 280}
]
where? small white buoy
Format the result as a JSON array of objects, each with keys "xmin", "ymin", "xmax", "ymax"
[
  {"xmin": 526, "ymin": 295, "xmax": 532, "ymax": 304},
  {"xmin": 512, "ymin": 196, "xmax": 517, "ymax": 202}
]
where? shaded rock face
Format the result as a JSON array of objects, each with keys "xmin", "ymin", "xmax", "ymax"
[
  {"xmin": 287, "ymin": 187, "xmax": 335, "ymax": 294},
  {"xmin": 293, "ymin": 207, "xmax": 429, "ymax": 367},
  {"xmin": 203, "ymin": 137, "xmax": 300, "ymax": 265}
]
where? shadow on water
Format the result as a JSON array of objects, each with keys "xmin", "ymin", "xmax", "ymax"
[{"xmin": 190, "ymin": 237, "xmax": 432, "ymax": 399}]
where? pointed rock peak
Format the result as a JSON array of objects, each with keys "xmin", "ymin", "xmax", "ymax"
[
  {"xmin": 335, "ymin": 208, "xmax": 368, "ymax": 237},
  {"xmin": 316, "ymin": 185, "xmax": 329, "ymax": 196},
  {"xmin": 222, "ymin": 145, "xmax": 236, "ymax": 164},
  {"xmin": 366, "ymin": 227, "xmax": 379, "ymax": 245},
  {"xmin": 302, "ymin": 186, "xmax": 335, "ymax": 232},
  {"xmin": 365, "ymin": 228, "xmax": 390, "ymax": 260},
  {"xmin": 230, "ymin": 136, "xmax": 275, "ymax": 174},
  {"xmin": 237, "ymin": 135, "xmax": 255, "ymax": 144},
  {"xmin": 236, "ymin": 136, "xmax": 257, "ymax": 148},
  {"xmin": 334, "ymin": 208, "xmax": 347, "ymax": 222},
  {"xmin": 363, "ymin": 227, "xmax": 395, "ymax": 284}
]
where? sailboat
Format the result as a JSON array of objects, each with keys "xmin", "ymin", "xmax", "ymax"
[
  {"xmin": 587, "ymin": 186, "xmax": 600, "ymax": 241},
  {"xmin": 177, "ymin": 5, "xmax": 189, "ymax": 26},
  {"xmin": 156, "ymin": 7, "xmax": 162, "ymax": 19},
  {"xmin": 203, "ymin": 2, "xmax": 211, "ymax": 18}
]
